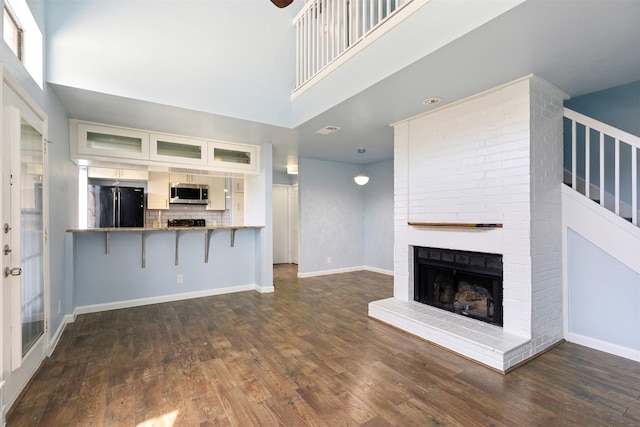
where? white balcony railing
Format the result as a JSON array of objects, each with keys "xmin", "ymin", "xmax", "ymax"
[
  {"xmin": 564, "ymin": 108, "xmax": 640, "ymax": 226},
  {"xmin": 294, "ymin": 0, "xmax": 412, "ymax": 91}
]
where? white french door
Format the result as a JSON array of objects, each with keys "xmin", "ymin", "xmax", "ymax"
[{"xmin": 1, "ymin": 72, "xmax": 48, "ymax": 416}]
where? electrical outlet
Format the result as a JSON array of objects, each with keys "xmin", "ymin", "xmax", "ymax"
[
  {"xmin": 327, "ymin": 256, "xmax": 332, "ymax": 264},
  {"xmin": 177, "ymin": 274, "xmax": 184, "ymax": 284}
]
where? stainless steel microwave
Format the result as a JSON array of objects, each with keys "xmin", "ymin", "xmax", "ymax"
[{"xmin": 169, "ymin": 183, "xmax": 208, "ymax": 205}]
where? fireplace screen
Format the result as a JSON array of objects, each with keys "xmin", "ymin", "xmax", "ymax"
[{"xmin": 414, "ymin": 247, "xmax": 503, "ymax": 326}]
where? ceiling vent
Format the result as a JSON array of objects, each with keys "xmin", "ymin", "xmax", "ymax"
[{"xmin": 315, "ymin": 126, "xmax": 341, "ymax": 135}]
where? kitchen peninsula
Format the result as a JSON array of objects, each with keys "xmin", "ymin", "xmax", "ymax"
[{"xmin": 66, "ymin": 119, "xmax": 273, "ymax": 319}]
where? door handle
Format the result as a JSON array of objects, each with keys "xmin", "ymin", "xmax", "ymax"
[{"xmin": 4, "ymin": 267, "xmax": 21, "ymax": 277}]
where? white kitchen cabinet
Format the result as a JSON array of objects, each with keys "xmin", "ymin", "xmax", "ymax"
[
  {"xmin": 208, "ymin": 141, "xmax": 259, "ymax": 174},
  {"xmin": 87, "ymin": 166, "xmax": 148, "ymax": 181},
  {"xmin": 147, "ymin": 171, "xmax": 170, "ymax": 210},
  {"xmin": 75, "ymin": 122, "xmax": 150, "ymax": 162},
  {"xmin": 232, "ymin": 178, "xmax": 244, "ymax": 225},
  {"xmin": 150, "ymin": 133, "xmax": 208, "ymax": 166},
  {"xmin": 204, "ymin": 176, "xmax": 226, "ymax": 210},
  {"xmin": 169, "ymin": 172, "xmax": 209, "ymax": 184}
]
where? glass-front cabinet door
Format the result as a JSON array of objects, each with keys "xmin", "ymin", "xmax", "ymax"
[
  {"xmin": 76, "ymin": 122, "xmax": 149, "ymax": 161},
  {"xmin": 150, "ymin": 133, "xmax": 208, "ymax": 166},
  {"xmin": 208, "ymin": 141, "xmax": 259, "ymax": 174}
]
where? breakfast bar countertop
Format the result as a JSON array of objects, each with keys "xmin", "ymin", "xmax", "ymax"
[
  {"xmin": 67, "ymin": 225, "xmax": 265, "ymax": 267},
  {"xmin": 67, "ymin": 225, "xmax": 264, "ymax": 232}
]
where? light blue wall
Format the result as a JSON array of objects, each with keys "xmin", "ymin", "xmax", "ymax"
[
  {"xmin": 568, "ymin": 229, "xmax": 640, "ymax": 351},
  {"xmin": 45, "ymin": 1, "xmax": 300, "ymax": 127},
  {"xmin": 298, "ymin": 158, "xmax": 365, "ymax": 274},
  {"xmin": 298, "ymin": 157, "xmax": 393, "ymax": 275},
  {"xmin": 45, "ymin": 86, "xmax": 78, "ymax": 331},
  {"xmin": 364, "ymin": 159, "xmax": 393, "ymax": 272},
  {"xmin": 273, "ymin": 171, "xmax": 294, "ymax": 185},
  {"xmin": 73, "ymin": 229, "xmax": 257, "ymax": 308},
  {"xmin": 565, "ymin": 81, "xmax": 640, "ymax": 138}
]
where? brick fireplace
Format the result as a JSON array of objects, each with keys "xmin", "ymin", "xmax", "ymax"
[{"xmin": 369, "ymin": 75, "xmax": 567, "ymax": 372}]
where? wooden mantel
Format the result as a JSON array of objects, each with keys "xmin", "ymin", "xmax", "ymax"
[{"xmin": 408, "ymin": 222, "xmax": 503, "ymax": 228}]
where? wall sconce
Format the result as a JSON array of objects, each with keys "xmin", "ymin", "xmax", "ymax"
[
  {"xmin": 354, "ymin": 171, "xmax": 369, "ymax": 185},
  {"xmin": 286, "ymin": 165, "xmax": 298, "ymax": 175}
]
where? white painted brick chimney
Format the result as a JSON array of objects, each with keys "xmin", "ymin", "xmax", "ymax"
[{"xmin": 369, "ymin": 75, "xmax": 567, "ymax": 372}]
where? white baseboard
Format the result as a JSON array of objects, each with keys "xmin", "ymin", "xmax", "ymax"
[
  {"xmin": 298, "ymin": 265, "xmax": 393, "ymax": 278},
  {"xmin": 48, "ymin": 314, "xmax": 75, "ymax": 356},
  {"xmin": 568, "ymin": 332, "xmax": 640, "ymax": 363},
  {"xmin": 297, "ymin": 266, "xmax": 365, "ymax": 278},
  {"xmin": 256, "ymin": 285, "xmax": 275, "ymax": 293},
  {"xmin": 74, "ymin": 284, "xmax": 259, "ymax": 316},
  {"xmin": 363, "ymin": 266, "xmax": 394, "ymax": 276}
]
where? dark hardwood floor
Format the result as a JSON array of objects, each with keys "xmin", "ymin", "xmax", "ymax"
[{"xmin": 8, "ymin": 264, "xmax": 640, "ymax": 426}]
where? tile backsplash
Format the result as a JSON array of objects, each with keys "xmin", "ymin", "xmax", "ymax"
[{"xmin": 145, "ymin": 205, "xmax": 229, "ymax": 228}]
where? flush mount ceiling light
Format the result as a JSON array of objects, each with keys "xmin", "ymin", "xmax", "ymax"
[
  {"xmin": 315, "ymin": 126, "xmax": 341, "ymax": 135},
  {"xmin": 286, "ymin": 165, "xmax": 298, "ymax": 175},
  {"xmin": 354, "ymin": 147, "xmax": 369, "ymax": 185},
  {"xmin": 422, "ymin": 97, "xmax": 442, "ymax": 105}
]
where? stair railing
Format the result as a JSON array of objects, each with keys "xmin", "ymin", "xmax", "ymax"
[
  {"xmin": 293, "ymin": 0, "xmax": 412, "ymax": 91},
  {"xmin": 564, "ymin": 108, "xmax": 640, "ymax": 225}
]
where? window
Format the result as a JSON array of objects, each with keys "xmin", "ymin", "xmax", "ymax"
[
  {"xmin": 3, "ymin": 3, "xmax": 24, "ymax": 60},
  {"xmin": 3, "ymin": 0, "xmax": 43, "ymax": 88}
]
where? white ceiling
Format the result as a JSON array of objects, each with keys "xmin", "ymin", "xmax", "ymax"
[{"xmin": 50, "ymin": 0, "xmax": 640, "ymax": 174}]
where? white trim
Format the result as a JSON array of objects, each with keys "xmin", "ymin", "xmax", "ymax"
[
  {"xmin": 363, "ymin": 266, "xmax": 394, "ymax": 276},
  {"xmin": 562, "ymin": 185, "xmax": 640, "ymax": 274},
  {"xmin": 0, "ymin": 379, "xmax": 4, "ymax": 427},
  {"xmin": 47, "ymin": 314, "xmax": 75, "ymax": 357},
  {"xmin": 564, "ymin": 108, "xmax": 640, "ymax": 150},
  {"xmin": 297, "ymin": 265, "xmax": 393, "ymax": 278},
  {"xmin": 392, "ymin": 74, "xmax": 568, "ymax": 127},
  {"xmin": 568, "ymin": 333, "xmax": 640, "ymax": 363},
  {"xmin": 256, "ymin": 286, "xmax": 275, "ymax": 294},
  {"xmin": 73, "ymin": 284, "xmax": 259, "ymax": 316},
  {"xmin": 297, "ymin": 265, "xmax": 365, "ymax": 278}
]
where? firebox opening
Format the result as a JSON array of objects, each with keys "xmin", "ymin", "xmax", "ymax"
[{"xmin": 414, "ymin": 247, "xmax": 503, "ymax": 327}]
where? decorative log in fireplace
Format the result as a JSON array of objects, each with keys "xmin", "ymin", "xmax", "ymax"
[{"xmin": 414, "ymin": 247, "xmax": 503, "ymax": 326}]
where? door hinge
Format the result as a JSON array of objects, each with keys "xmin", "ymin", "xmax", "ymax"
[{"xmin": 44, "ymin": 228, "xmax": 48, "ymax": 242}]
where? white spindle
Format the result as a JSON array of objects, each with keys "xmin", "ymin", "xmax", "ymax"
[
  {"xmin": 615, "ymin": 138, "xmax": 620, "ymax": 215},
  {"xmin": 571, "ymin": 120, "xmax": 577, "ymax": 190},
  {"xmin": 600, "ymin": 132, "xmax": 605, "ymax": 207},
  {"xmin": 633, "ymin": 146, "xmax": 638, "ymax": 225},
  {"xmin": 294, "ymin": 0, "xmax": 414, "ymax": 90},
  {"xmin": 585, "ymin": 126, "xmax": 590, "ymax": 199},
  {"xmin": 329, "ymin": 0, "xmax": 334, "ymax": 61},
  {"xmin": 323, "ymin": 0, "xmax": 328, "ymax": 68}
]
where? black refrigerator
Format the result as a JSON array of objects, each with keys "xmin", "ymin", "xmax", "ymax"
[{"xmin": 88, "ymin": 185, "xmax": 145, "ymax": 228}]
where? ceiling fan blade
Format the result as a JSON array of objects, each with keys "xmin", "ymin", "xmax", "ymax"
[{"xmin": 271, "ymin": 0, "xmax": 294, "ymax": 7}]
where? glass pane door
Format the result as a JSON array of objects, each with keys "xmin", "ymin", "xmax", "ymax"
[{"xmin": 19, "ymin": 119, "xmax": 44, "ymax": 356}]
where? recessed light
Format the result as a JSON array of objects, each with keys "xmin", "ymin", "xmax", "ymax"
[
  {"xmin": 315, "ymin": 126, "xmax": 341, "ymax": 135},
  {"xmin": 422, "ymin": 97, "xmax": 442, "ymax": 105},
  {"xmin": 357, "ymin": 147, "xmax": 366, "ymax": 154}
]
